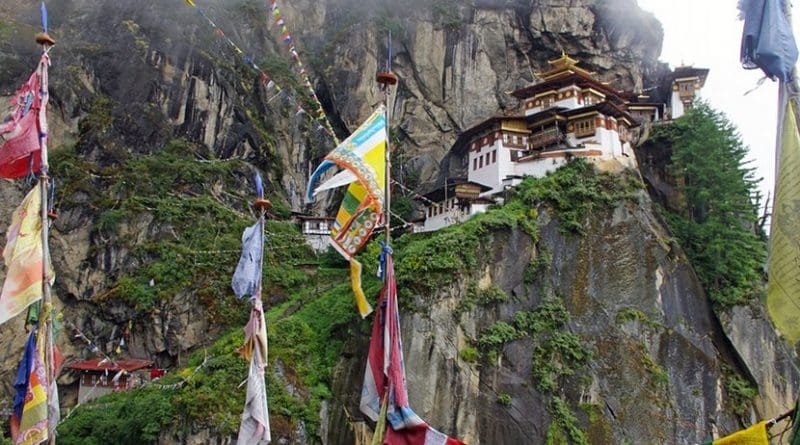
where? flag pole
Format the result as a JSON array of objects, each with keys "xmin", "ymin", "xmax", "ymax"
[
  {"xmin": 35, "ymin": 3, "xmax": 57, "ymax": 442},
  {"xmin": 372, "ymin": 31, "xmax": 397, "ymax": 445},
  {"xmin": 377, "ymin": 32, "xmax": 397, "ymax": 245}
]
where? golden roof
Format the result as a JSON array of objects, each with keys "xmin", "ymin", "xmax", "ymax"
[{"xmin": 536, "ymin": 51, "xmax": 596, "ymax": 80}]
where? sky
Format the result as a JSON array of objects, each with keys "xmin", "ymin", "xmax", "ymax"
[{"xmin": 636, "ymin": 0, "xmax": 798, "ymax": 206}]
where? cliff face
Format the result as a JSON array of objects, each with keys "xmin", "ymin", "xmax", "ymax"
[
  {"xmin": 325, "ymin": 177, "xmax": 799, "ymax": 444},
  {"xmin": 0, "ymin": 1, "xmax": 794, "ymax": 444}
]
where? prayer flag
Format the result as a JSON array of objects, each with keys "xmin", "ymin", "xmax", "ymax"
[
  {"xmin": 349, "ymin": 259, "xmax": 372, "ymax": 317},
  {"xmin": 234, "ymin": 216, "xmax": 270, "ymax": 444},
  {"xmin": 360, "ymin": 251, "xmax": 465, "ymax": 445},
  {"xmin": 231, "ymin": 218, "xmax": 264, "ymax": 300},
  {"xmin": 307, "ymin": 106, "xmax": 386, "ymax": 258},
  {"xmin": 767, "ymin": 100, "xmax": 800, "ymax": 343},
  {"xmin": 306, "ymin": 106, "xmax": 387, "ymax": 317},
  {"xmin": 739, "ymin": 0, "xmax": 798, "ymax": 82},
  {"xmin": 0, "ymin": 55, "xmax": 48, "ymax": 179},
  {"xmin": 184, "ymin": 0, "xmax": 196, "ymax": 6},
  {"xmin": 237, "ymin": 299, "xmax": 270, "ymax": 445},
  {"xmin": 0, "ymin": 184, "xmax": 50, "ymax": 325},
  {"xmin": 702, "ymin": 421, "xmax": 768, "ymax": 445},
  {"xmin": 10, "ymin": 330, "xmax": 49, "ymax": 445}
]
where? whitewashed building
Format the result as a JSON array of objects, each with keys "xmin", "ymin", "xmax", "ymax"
[
  {"xmin": 417, "ymin": 54, "xmax": 707, "ymax": 232},
  {"xmin": 296, "ymin": 215, "xmax": 334, "ymax": 253}
]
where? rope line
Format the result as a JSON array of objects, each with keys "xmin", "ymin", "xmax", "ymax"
[{"xmin": 180, "ymin": 0, "xmax": 338, "ymax": 143}]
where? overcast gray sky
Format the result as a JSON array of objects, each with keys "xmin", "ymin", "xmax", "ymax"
[{"xmin": 637, "ymin": 0, "xmax": 798, "ymax": 205}]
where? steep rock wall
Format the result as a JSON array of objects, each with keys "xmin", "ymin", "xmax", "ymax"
[{"xmin": 325, "ymin": 190, "xmax": 799, "ymax": 444}]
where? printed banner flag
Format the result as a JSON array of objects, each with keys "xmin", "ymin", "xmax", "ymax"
[
  {"xmin": 0, "ymin": 184, "xmax": 51, "ymax": 325},
  {"xmin": 360, "ymin": 251, "xmax": 465, "ymax": 445},
  {"xmin": 307, "ymin": 106, "xmax": 387, "ymax": 317},
  {"xmin": 0, "ymin": 54, "xmax": 48, "ymax": 179},
  {"xmin": 10, "ymin": 330, "xmax": 49, "ymax": 445},
  {"xmin": 767, "ymin": 100, "xmax": 800, "ymax": 344},
  {"xmin": 701, "ymin": 421, "xmax": 768, "ymax": 445},
  {"xmin": 232, "ymin": 218, "xmax": 265, "ymax": 300}
]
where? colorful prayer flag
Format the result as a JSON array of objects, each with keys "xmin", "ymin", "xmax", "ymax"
[
  {"xmin": 308, "ymin": 106, "xmax": 386, "ymax": 257},
  {"xmin": 306, "ymin": 106, "xmax": 387, "ymax": 317},
  {"xmin": 10, "ymin": 330, "xmax": 49, "ymax": 445},
  {"xmin": 0, "ymin": 184, "xmax": 51, "ymax": 325},
  {"xmin": 0, "ymin": 55, "xmax": 48, "ymax": 179},
  {"xmin": 702, "ymin": 421, "xmax": 768, "ymax": 444},
  {"xmin": 184, "ymin": 0, "xmax": 196, "ymax": 6},
  {"xmin": 767, "ymin": 100, "xmax": 800, "ymax": 344},
  {"xmin": 360, "ymin": 251, "xmax": 465, "ymax": 445}
]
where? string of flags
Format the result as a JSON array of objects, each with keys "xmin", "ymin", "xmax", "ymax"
[
  {"xmin": 232, "ymin": 173, "xmax": 271, "ymax": 445},
  {"xmin": 391, "ymin": 179, "xmax": 438, "ymax": 207},
  {"xmin": 180, "ymin": 0, "xmax": 339, "ymax": 143},
  {"xmin": 266, "ymin": 0, "xmax": 339, "ymax": 144},
  {"xmin": 63, "ymin": 318, "xmax": 123, "ymax": 368}
]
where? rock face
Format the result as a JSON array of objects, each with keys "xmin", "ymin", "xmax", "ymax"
[
  {"xmin": 324, "ymin": 191, "xmax": 799, "ymax": 444},
  {"xmin": 0, "ymin": 1, "xmax": 794, "ymax": 444}
]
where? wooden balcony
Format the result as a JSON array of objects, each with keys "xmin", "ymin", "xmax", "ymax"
[{"xmin": 529, "ymin": 128, "xmax": 564, "ymax": 150}]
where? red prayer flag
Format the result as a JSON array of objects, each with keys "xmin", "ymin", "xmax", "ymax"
[{"xmin": 0, "ymin": 54, "xmax": 47, "ymax": 179}]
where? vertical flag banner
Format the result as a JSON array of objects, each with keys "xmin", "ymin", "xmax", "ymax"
[
  {"xmin": 10, "ymin": 330, "xmax": 49, "ymax": 445},
  {"xmin": 767, "ymin": 100, "xmax": 800, "ymax": 344},
  {"xmin": 0, "ymin": 184, "xmax": 52, "ymax": 325},
  {"xmin": 739, "ymin": 0, "xmax": 798, "ymax": 82},
  {"xmin": 232, "ymin": 216, "xmax": 271, "ymax": 444},
  {"xmin": 306, "ymin": 106, "xmax": 387, "ymax": 317},
  {"xmin": 0, "ymin": 54, "xmax": 49, "ymax": 179},
  {"xmin": 359, "ymin": 250, "xmax": 465, "ymax": 445},
  {"xmin": 701, "ymin": 421, "xmax": 768, "ymax": 445}
]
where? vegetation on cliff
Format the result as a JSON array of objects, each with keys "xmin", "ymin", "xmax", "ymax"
[
  {"xmin": 57, "ymin": 159, "xmax": 641, "ymax": 443},
  {"xmin": 647, "ymin": 103, "xmax": 766, "ymax": 307}
]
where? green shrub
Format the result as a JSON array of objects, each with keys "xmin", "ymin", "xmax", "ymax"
[
  {"xmin": 459, "ymin": 346, "xmax": 479, "ymax": 363},
  {"xmin": 58, "ymin": 388, "xmax": 175, "ymax": 445},
  {"xmin": 546, "ymin": 396, "xmax": 588, "ymax": 445},
  {"xmin": 496, "ymin": 393, "xmax": 513, "ymax": 406}
]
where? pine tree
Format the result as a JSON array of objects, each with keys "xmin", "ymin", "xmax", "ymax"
[{"xmin": 649, "ymin": 102, "xmax": 765, "ymax": 307}]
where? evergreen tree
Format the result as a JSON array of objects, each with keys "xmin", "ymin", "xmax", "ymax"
[{"xmin": 649, "ymin": 102, "xmax": 765, "ymax": 307}]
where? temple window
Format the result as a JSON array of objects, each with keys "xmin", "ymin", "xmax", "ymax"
[
  {"xmin": 473, "ymin": 158, "xmax": 478, "ymax": 170},
  {"xmin": 492, "ymin": 150, "xmax": 497, "ymax": 163},
  {"xmin": 479, "ymin": 155, "xmax": 484, "ymax": 168},
  {"xmin": 574, "ymin": 118, "xmax": 595, "ymax": 138}
]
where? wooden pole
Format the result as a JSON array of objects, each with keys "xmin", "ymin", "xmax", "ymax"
[
  {"xmin": 377, "ymin": 33, "xmax": 397, "ymax": 245},
  {"xmin": 35, "ymin": 28, "xmax": 56, "ymax": 443}
]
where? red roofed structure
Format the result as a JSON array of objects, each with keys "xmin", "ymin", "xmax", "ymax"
[{"xmin": 67, "ymin": 358, "xmax": 155, "ymax": 403}]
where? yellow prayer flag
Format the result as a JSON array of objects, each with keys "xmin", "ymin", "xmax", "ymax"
[
  {"xmin": 767, "ymin": 100, "xmax": 800, "ymax": 344},
  {"xmin": 0, "ymin": 184, "xmax": 49, "ymax": 325},
  {"xmin": 184, "ymin": 0, "xmax": 196, "ymax": 6},
  {"xmin": 711, "ymin": 421, "xmax": 768, "ymax": 445},
  {"xmin": 350, "ymin": 259, "xmax": 373, "ymax": 318}
]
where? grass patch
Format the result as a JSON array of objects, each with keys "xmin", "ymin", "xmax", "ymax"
[{"xmin": 615, "ymin": 308, "xmax": 662, "ymax": 330}]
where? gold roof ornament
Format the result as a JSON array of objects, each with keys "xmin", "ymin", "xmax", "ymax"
[{"xmin": 535, "ymin": 51, "xmax": 596, "ymax": 80}]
